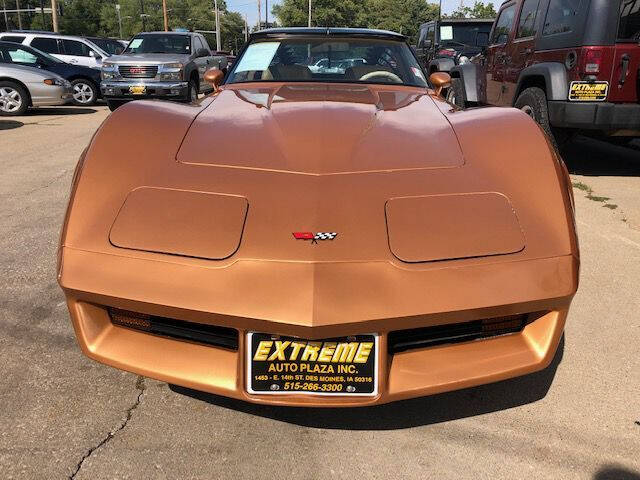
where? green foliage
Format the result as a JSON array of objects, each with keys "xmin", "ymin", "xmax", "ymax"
[
  {"xmin": 219, "ymin": 11, "xmax": 247, "ymax": 52},
  {"xmin": 59, "ymin": 0, "xmax": 109, "ymax": 36},
  {"xmin": 273, "ymin": 0, "xmax": 361, "ymax": 28},
  {"xmin": 20, "ymin": 0, "xmax": 245, "ymax": 51},
  {"xmin": 272, "ymin": 0, "xmax": 439, "ymax": 43},
  {"xmin": 445, "ymin": 1, "xmax": 496, "ymax": 19},
  {"xmin": 357, "ymin": 0, "xmax": 440, "ymax": 41}
]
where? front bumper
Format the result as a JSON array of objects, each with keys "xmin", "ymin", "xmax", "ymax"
[
  {"xmin": 101, "ymin": 81, "xmax": 188, "ymax": 99},
  {"xmin": 60, "ymin": 247, "xmax": 577, "ymax": 407},
  {"xmin": 548, "ymin": 101, "xmax": 640, "ymax": 133},
  {"xmin": 32, "ymin": 86, "xmax": 73, "ymax": 107}
]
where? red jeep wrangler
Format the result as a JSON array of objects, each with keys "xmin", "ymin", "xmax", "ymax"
[{"xmin": 449, "ymin": 0, "xmax": 640, "ymax": 147}]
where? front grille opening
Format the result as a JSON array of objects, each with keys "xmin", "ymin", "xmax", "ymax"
[
  {"xmin": 388, "ymin": 313, "xmax": 539, "ymax": 354},
  {"xmin": 109, "ymin": 308, "xmax": 238, "ymax": 350},
  {"xmin": 118, "ymin": 65, "xmax": 158, "ymax": 78}
]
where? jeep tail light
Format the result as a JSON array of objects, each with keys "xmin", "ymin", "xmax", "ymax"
[
  {"xmin": 438, "ymin": 48, "xmax": 456, "ymax": 57},
  {"xmin": 583, "ymin": 48, "xmax": 603, "ymax": 74}
]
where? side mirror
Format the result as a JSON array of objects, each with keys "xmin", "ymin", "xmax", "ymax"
[
  {"xmin": 424, "ymin": 39, "xmax": 432, "ymax": 49},
  {"xmin": 204, "ymin": 68, "xmax": 224, "ymax": 91},
  {"xmin": 89, "ymin": 50, "xmax": 96, "ymax": 58},
  {"xmin": 197, "ymin": 48, "xmax": 210, "ymax": 58},
  {"xmin": 429, "ymin": 72, "xmax": 451, "ymax": 97}
]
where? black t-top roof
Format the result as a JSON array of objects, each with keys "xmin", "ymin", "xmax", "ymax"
[{"xmin": 252, "ymin": 27, "xmax": 406, "ymax": 41}]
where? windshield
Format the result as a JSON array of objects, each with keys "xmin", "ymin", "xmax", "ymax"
[
  {"xmin": 227, "ymin": 37, "xmax": 427, "ymax": 87},
  {"xmin": 619, "ymin": 0, "xmax": 640, "ymax": 41},
  {"xmin": 0, "ymin": 43, "xmax": 63, "ymax": 65},
  {"xmin": 439, "ymin": 24, "xmax": 493, "ymax": 47},
  {"xmin": 124, "ymin": 34, "xmax": 191, "ymax": 55}
]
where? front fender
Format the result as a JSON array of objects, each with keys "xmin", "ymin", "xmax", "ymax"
[{"xmin": 450, "ymin": 63, "xmax": 480, "ymax": 104}]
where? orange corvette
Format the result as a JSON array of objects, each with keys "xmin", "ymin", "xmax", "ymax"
[{"xmin": 58, "ymin": 28, "xmax": 579, "ymax": 407}]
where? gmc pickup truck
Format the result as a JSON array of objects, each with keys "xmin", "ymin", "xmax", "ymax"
[{"xmin": 101, "ymin": 31, "xmax": 227, "ymax": 111}]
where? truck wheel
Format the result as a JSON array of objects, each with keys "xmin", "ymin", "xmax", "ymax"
[
  {"xmin": 71, "ymin": 79, "xmax": 97, "ymax": 106},
  {"xmin": 0, "ymin": 81, "xmax": 28, "ymax": 116},
  {"xmin": 186, "ymin": 79, "xmax": 198, "ymax": 103},
  {"xmin": 514, "ymin": 87, "xmax": 569, "ymax": 149},
  {"xmin": 446, "ymin": 78, "xmax": 466, "ymax": 108},
  {"xmin": 107, "ymin": 99, "xmax": 126, "ymax": 112}
]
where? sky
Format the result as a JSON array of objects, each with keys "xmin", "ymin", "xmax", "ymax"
[{"xmin": 226, "ymin": 0, "xmax": 481, "ymax": 29}]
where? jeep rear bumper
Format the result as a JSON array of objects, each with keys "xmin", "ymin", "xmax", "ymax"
[{"xmin": 548, "ymin": 101, "xmax": 640, "ymax": 134}]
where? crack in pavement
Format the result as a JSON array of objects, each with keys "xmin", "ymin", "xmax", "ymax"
[{"xmin": 68, "ymin": 376, "xmax": 146, "ymax": 480}]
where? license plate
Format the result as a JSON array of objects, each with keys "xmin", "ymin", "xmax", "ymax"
[
  {"xmin": 569, "ymin": 81, "xmax": 608, "ymax": 102},
  {"xmin": 129, "ymin": 85, "xmax": 146, "ymax": 95},
  {"xmin": 246, "ymin": 333, "xmax": 378, "ymax": 396}
]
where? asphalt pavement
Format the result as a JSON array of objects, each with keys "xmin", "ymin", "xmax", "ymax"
[{"xmin": 1, "ymin": 105, "xmax": 639, "ymax": 479}]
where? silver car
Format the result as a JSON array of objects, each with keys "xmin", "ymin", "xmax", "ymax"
[{"xmin": 0, "ymin": 63, "xmax": 72, "ymax": 116}]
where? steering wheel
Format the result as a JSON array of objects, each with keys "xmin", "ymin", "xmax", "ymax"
[{"xmin": 359, "ymin": 70, "xmax": 403, "ymax": 83}]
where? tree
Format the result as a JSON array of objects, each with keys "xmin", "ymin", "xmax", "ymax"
[
  {"xmin": 273, "ymin": 0, "xmax": 440, "ymax": 42},
  {"xmin": 357, "ymin": 0, "xmax": 439, "ymax": 42},
  {"xmin": 446, "ymin": 1, "xmax": 496, "ymax": 19},
  {"xmin": 272, "ymin": 0, "xmax": 360, "ymax": 28},
  {"xmin": 59, "ymin": 0, "xmax": 108, "ymax": 36},
  {"xmin": 220, "ymin": 11, "xmax": 246, "ymax": 53}
]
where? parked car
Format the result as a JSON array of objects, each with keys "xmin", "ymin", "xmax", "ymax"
[
  {"xmin": 416, "ymin": 18, "xmax": 494, "ymax": 74},
  {"xmin": 448, "ymin": 0, "xmax": 640, "ymax": 147},
  {"xmin": 0, "ymin": 41, "xmax": 101, "ymax": 105},
  {"xmin": 309, "ymin": 57, "xmax": 366, "ymax": 73},
  {"xmin": 0, "ymin": 32, "xmax": 109, "ymax": 69},
  {"xmin": 100, "ymin": 31, "xmax": 228, "ymax": 111},
  {"xmin": 213, "ymin": 50, "xmax": 236, "ymax": 72},
  {"xmin": 58, "ymin": 28, "xmax": 578, "ymax": 407},
  {"xmin": 0, "ymin": 63, "xmax": 72, "ymax": 115},
  {"xmin": 85, "ymin": 36, "xmax": 126, "ymax": 56}
]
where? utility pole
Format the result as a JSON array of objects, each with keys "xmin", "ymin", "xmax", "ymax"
[
  {"xmin": 39, "ymin": 0, "xmax": 45, "ymax": 30},
  {"xmin": 308, "ymin": 0, "xmax": 311, "ymax": 27},
  {"xmin": 3, "ymin": 0, "xmax": 9, "ymax": 31},
  {"xmin": 257, "ymin": 0, "xmax": 261, "ymax": 29},
  {"xmin": 162, "ymin": 0, "xmax": 168, "ymax": 31},
  {"xmin": 244, "ymin": 13, "xmax": 248, "ymax": 41},
  {"xmin": 214, "ymin": 0, "xmax": 221, "ymax": 51},
  {"xmin": 16, "ymin": 0, "xmax": 22, "ymax": 29},
  {"xmin": 265, "ymin": 0, "xmax": 268, "ymax": 27},
  {"xmin": 139, "ymin": 0, "xmax": 146, "ymax": 31},
  {"xmin": 116, "ymin": 4, "xmax": 123, "ymax": 38},
  {"xmin": 51, "ymin": 0, "xmax": 59, "ymax": 32}
]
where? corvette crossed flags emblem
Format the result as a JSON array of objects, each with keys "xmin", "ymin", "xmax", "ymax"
[{"xmin": 293, "ymin": 232, "xmax": 338, "ymax": 244}]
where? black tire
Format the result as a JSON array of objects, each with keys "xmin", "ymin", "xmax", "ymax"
[
  {"xmin": 107, "ymin": 99, "xmax": 126, "ymax": 112},
  {"xmin": 0, "ymin": 80, "xmax": 29, "ymax": 116},
  {"xmin": 186, "ymin": 78, "xmax": 198, "ymax": 103},
  {"xmin": 514, "ymin": 87, "xmax": 570, "ymax": 149},
  {"xmin": 446, "ymin": 77, "xmax": 466, "ymax": 108},
  {"xmin": 70, "ymin": 79, "xmax": 98, "ymax": 106}
]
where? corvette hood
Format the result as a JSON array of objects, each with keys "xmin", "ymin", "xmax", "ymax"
[
  {"xmin": 176, "ymin": 83, "xmax": 464, "ymax": 174},
  {"xmin": 64, "ymin": 84, "xmax": 574, "ymax": 270}
]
